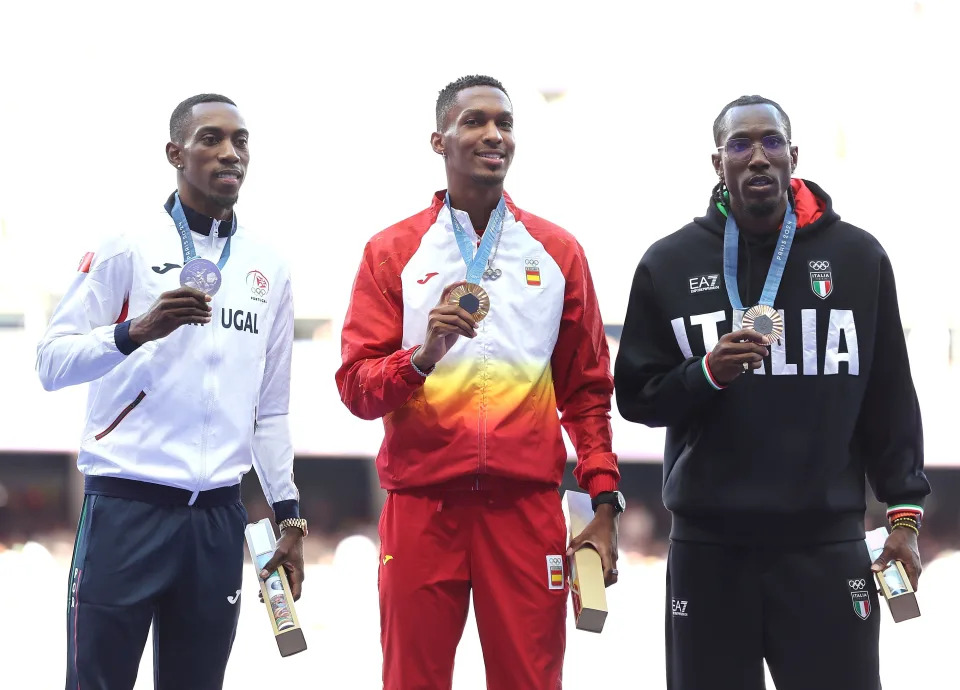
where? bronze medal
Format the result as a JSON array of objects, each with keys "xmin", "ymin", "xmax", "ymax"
[
  {"xmin": 448, "ymin": 283, "xmax": 490, "ymax": 322},
  {"xmin": 742, "ymin": 304, "xmax": 783, "ymax": 343}
]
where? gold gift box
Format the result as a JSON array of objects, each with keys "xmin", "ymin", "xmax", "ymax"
[{"xmin": 562, "ymin": 490, "xmax": 608, "ymax": 633}]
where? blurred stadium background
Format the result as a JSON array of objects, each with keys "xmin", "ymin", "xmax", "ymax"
[{"xmin": 2, "ymin": 0, "xmax": 959, "ymax": 687}]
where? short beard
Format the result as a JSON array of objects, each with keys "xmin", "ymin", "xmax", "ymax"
[
  {"xmin": 745, "ymin": 199, "xmax": 778, "ymax": 217},
  {"xmin": 209, "ymin": 191, "xmax": 239, "ymax": 209},
  {"xmin": 470, "ymin": 171, "xmax": 506, "ymax": 187}
]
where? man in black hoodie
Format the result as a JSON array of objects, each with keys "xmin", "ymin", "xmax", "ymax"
[{"xmin": 614, "ymin": 95, "xmax": 930, "ymax": 690}]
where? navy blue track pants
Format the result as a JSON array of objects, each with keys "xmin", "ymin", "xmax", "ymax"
[{"xmin": 65, "ymin": 478, "xmax": 247, "ymax": 690}]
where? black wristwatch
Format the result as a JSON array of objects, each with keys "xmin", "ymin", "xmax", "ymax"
[{"xmin": 592, "ymin": 490, "xmax": 626, "ymax": 514}]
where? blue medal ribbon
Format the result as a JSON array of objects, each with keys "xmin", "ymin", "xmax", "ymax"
[
  {"xmin": 722, "ymin": 202, "xmax": 797, "ymax": 310},
  {"xmin": 171, "ymin": 191, "xmax": 234, "ymax": 269},
  {"xmin": 445, "ymin": 192, "xmax": 506, "ymax": 284}
]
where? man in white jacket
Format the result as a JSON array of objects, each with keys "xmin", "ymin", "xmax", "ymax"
[{"xmin": 36, "ymin": 93, "xmax": 306, "ymax": 690}]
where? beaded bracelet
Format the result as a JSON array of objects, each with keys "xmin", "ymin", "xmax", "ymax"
[
  {"xmin": 891, "ymin": 517, "xmax": 920, "ymax": 528},
  {"xmin": 892, "ymin": 515, "xmax": 919, "ymax": 525},
  {"xmin": 891, "ymin": 515, "xmax": 920, "ymax": 532},
  {"xmin": 886, "ymin": 505, "xmax": 923, "ymax": 536},
  {"xmin": 892, "ymin": 521, "xmax": 919, "ymax": 536},
  {"xmin": 890, "ymin": 515, "xmax": 920, "ymax": 526}
]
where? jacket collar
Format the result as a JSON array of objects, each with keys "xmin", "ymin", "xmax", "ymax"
[{"xmin": 163, "ymin": 191, "xmax": 237, "ymax": 237}]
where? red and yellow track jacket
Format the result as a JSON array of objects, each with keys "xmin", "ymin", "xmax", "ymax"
[{"xmin": 336, "ymin": 191, "xmax": 619, "ymax": 497}]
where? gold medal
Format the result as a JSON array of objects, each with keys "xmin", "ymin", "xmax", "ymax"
[
  {"xmin": 742, "ymin": 304, "xmax": 783, "ymax": 343},
  {"xmin": 448, "ymin": 283, "xmax": 490, "ymax": 322}
]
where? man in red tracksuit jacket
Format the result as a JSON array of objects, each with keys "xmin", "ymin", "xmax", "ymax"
[{"xmin": 336, "ymin": 74, "xmax": 624, "ymax": 689}]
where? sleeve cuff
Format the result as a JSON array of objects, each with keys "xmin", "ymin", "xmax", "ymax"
[
  {"xmin": 886, "ymin": 501, "xmax": 925, "ymax": 519},
  {"xmin": 699, "ymin": 354, "xmax": 726, "ymax": 390},
  {"xmin": 272, "ymin": 499, "xmax": 300, "ymax": 523},
  {"xmin": 400, "ymin": 346, "xmax": 431, "ymax": 383},
  {"xmin": 114, "ymin": 321, "xmax": 142, "ymax": 356},
  {"xmin": 585, "ymin": 472, "xmax": 619, "ymax": 498}
]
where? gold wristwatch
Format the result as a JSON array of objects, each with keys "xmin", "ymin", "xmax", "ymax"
[{"xmin": 278, "ymin": 518, "xmax": 308, "ymax": 537}]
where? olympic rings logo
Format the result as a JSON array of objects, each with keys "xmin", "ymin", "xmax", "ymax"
[
  {"xmin": 246, "ymin": 270, "xmax": 270, "ymax": 297},
  {"xmin": 525, "ymin": 258, "xmax": 540, "ymax": 266},
  {"xmin": 848, "ymin": 579, "xmax": 866, "ymax": 590},
  {"xmin": 809, "ymin": 260, "xmax": 830, "ymax": 270}
]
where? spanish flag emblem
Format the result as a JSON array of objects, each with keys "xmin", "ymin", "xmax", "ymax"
[{"xmin": 547, "ymin": 555, "xmax": 564, "ymax": 590}]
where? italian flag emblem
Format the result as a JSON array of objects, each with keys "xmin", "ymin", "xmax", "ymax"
[
  {"xmin": 851, "ymin": 591, "xmax": 871, "ymax": 620},
  {"xmin": 812, "ymin": 277, "xmax": 831, "ymax": 298},
  {"xmin": 808, "ymin": 260, "xmax": 833, "ymax": 299}
]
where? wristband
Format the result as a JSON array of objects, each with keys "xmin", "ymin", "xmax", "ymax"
[
  {"xmin": 701, "ymin": 353, "xmax": 725, "ymax": 391},
  {"xmin": 886, "ymin": 504, "xmax": 923, "ymax": 521}
]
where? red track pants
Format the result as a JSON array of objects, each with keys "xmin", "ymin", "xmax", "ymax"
[{"xmin": 378, "ymin": 480, "xmax": 568, "ymax": 689}]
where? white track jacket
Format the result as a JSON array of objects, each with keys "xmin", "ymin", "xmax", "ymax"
[{"xmin": 36, "ymin": 197, "xmax": 299, "ymax": 518}]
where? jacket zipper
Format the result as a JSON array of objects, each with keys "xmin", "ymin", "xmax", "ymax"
[
  {"xmin": 190, "ymin": 223, "xmax": 223, "ymax": 505},
  {"xmin": 95, "ymin": 391, "xmax": 146, "ymax": 440},
  {"xmin": 191, "ymin": 320, "xmax": 218, "ymax": 505},
  {"xmin": 477, "ymin": 320, "xmax": 488, "ymax": 483}
]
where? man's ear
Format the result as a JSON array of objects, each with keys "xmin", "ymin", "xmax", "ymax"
[{"xmin": 167, "ymin": 142, "xmax": 184, "ymax": 169}]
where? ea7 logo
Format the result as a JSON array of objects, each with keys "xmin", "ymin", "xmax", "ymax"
[
  {"xmin": 671, "ymin": 598, "xmax": 689, "ymax": 617},
  {"xmin": 689, "ymin": 274, "xmax": 721, "ymax": 294}
]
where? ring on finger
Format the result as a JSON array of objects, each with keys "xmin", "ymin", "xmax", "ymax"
[{"xmin": 742, "ymin": 362, "xmax": 749, "ymax": 372}]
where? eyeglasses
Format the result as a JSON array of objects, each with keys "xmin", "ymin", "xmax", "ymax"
[{"xmin": 719, "ymin": 135, "xmax": 791, "ymax": 162}]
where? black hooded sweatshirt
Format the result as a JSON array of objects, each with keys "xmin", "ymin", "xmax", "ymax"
[{"xmin": 614, "ymin": 179, "xmax": 930, "ymax": 544}]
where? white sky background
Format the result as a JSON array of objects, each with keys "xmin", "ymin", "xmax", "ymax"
[
  {"xmin": 2, "ymin": 0, "xmax": 957, "ymax": 324},
  {"xmin": 1, "ymin": 0, "xmax": 958, "ymax": 459}
]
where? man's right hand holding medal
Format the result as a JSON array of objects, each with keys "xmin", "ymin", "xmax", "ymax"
[
  {"xmin": 707, "ymin": 329, "xmax": 770, "ymax": 386},
  {"xmin": 411, "ymin": 280, "xmax": 478, "ymax": 373},
  {"xmin": 128, "ymin": 286, "xmax": 213, "ymax": 345}
]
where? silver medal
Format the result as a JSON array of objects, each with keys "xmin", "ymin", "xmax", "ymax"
[{"xmin": 180, "ymin": 258, "xmax": 222, "ymax": 296}]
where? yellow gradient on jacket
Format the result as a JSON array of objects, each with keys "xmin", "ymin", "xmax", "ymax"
[{"xmin": 413, "ymin": 358, "xmax": 558, "ymax": 427}]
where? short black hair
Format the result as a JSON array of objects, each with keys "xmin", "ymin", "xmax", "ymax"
[
  {"xmin": 169, "ymin": 93, "xmax": 237, "ymax": 144},
  {"xmin": 713, "ymin": 95, "xmax": 791, "ymax": 146},
  {"xmin": 435, "ymin": 75, "xmax": 509, "ymax": 130}
]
